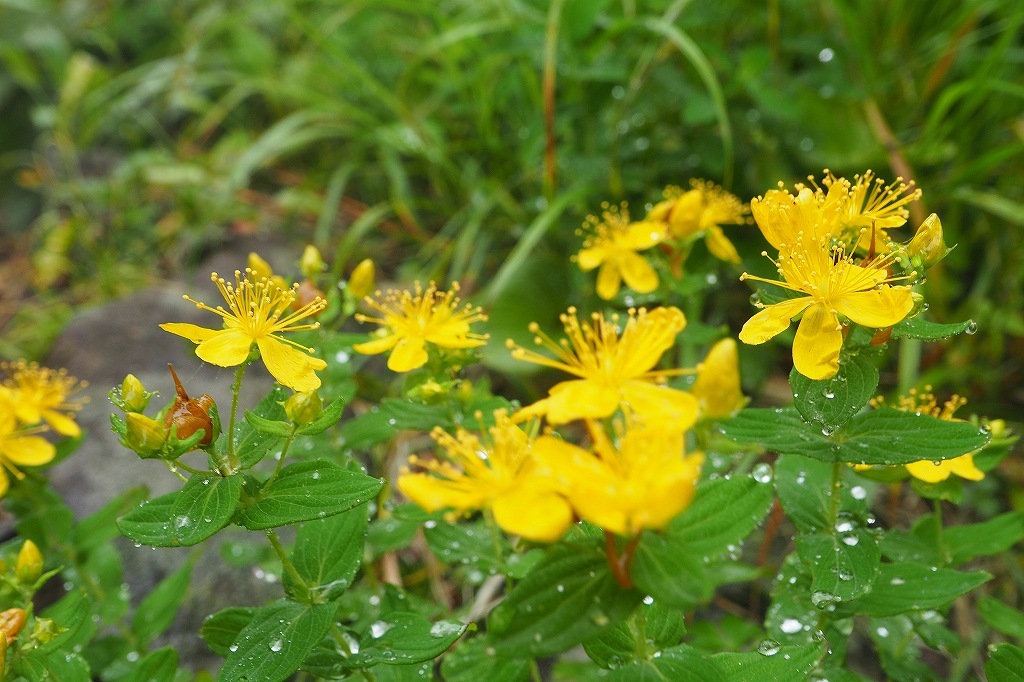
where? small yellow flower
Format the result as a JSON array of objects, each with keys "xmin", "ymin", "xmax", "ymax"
[
  {"xmin": 739, "ymin": 237, "xmax": 914, "ymax": 380},
  {"xmin": 508, "ymin": 306, "xmax": 698, "ymax": 430},
  {"xmin": 247, "ymin": 252, "xmax": 289, "ymax": 291},
  {"xmin": 535, "ymin": 420, "xmax": 703, "ymax": 536},
  {"xmin": 160, "ymin": 270, "xmax": 327, "ymax": 391},
  {"xmin": 647, "ymin": 180, "xmax": 749, "ymax": 263},
  {"xmin": 750, "ymin": 183, "xmax": 844, "ymax": 253},
  {"xmin": 1, "ymin": 361, "xmax": 87, "ymax": 437},
  {"xmin": 0, "ymin": 411, "xmax": 56, "ymax": 498},
  {"xmin": 353, "ymin": 282, "xmax": 488, "ymax": 373},
  {"xmin": 398, "ymin": 412, "xmax": 572, "ymax": 542},
  {"xmin": 575, "ymin": 203, "xmax": 665, "ymax": 300},
  {"xmin": 822, "ymin": 170, "xmax": 921, "ymax": 252},
  {"xmin": 691, "ymin": 338, "xmax": 747, "ymax": 420},
  {"xmin": 872, "ymin": 389, "xmax": 984, "ymax": 484}
]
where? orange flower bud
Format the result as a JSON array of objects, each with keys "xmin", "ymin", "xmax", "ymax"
[
  {"xmin": 165, "ymin": 365, "xmax": 216, "ymax": 447},
  {"xmin": 294, "ymin": 279, "xmax": 326, "ymax": 314},
  {"xmin": 0, "ymin": 608, "xmax": 26, "ymax": 644}
]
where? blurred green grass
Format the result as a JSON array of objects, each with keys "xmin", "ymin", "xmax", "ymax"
[{"xmin": 0, "ymin": 0, "xmax": 1021, "ymax": 413}]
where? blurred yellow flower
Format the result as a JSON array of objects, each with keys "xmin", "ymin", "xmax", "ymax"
[
  {"xmin": 161, "ymin": 270, "xmax": 327, "ymax": 391},
  {"xmin": 647, "ymin": 180, "xmax": 749, "ymax": 263},
  {"xmin": 247, "ymin": 252, "xmax": 289, "ymax": 291},
  {"xmin": 0, "ymin": 410, "xmax": 56, "ymax": 498},
  {"xmin": 575, "ymin": 203, "xmax": 665, "ymax": 300},
  {"xmin": 1, "ymin": 361, "xmax": 87, "ymax": 437},
  {"xmin": 347, "ymin": 258, "xmax": 376, "ymax": 299},
  {"xmin": 873, "ymin": 389, "xmax": 984, "ymax": 484},
  {"xmin": 508, "ymin": 306, "xmax": 698, "ymax": 430},
  {"xmin": 739, "ymin": 238, "xmax": 914, "ymax": 380},
  {"xmin": 691, "ymin": 338, "xmax": 747, "ymax": 420},
  {"xmin": 535, "ymin": 420, "xmax": 703, "ymax": 536},
  {"xmin": 353, "ymin": 281, "xmax": 488, "ymax": 373},
  {"xmin": 398, "ymin": 412, "xmax": 572, "ymax": 542}
]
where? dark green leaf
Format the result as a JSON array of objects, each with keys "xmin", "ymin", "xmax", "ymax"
[
  {"xmin": 441, "ymin": 637, "xmax": 530, "ymax": 682},
  {"xmin": 795, "ymin": 529, "xmax": 880, "ymax": 602},
  {"xmin": 200, "ymin": 607, "xmax": 256, "ymax": 657},
  {"xmin": 774, "ymin": 455, "xmax": 833, "ymax": 534},
  {"xmin": 347, "ymin": 612, "xmax": 466, "ymax": 667},
  {"xmin": 606, "ymin": 644, "xmax": 726, "ymax": 681},
  {"xmin": 879, "ymin": 515, "xmax": 941, "ymax": 566},
  {"xmin": 945, "ymin": 512, "xmax": 1024, "ymax": 565},
  {"xmin": 297, "ymin": 397, "xmax": 346, "ymax": 435},
  {"xmin": 488, "ymin": 543, "xmax": 641, "ymax": 657},
  {"xmin": 75, "ymin": 486, "xmax": 148, "ymax": 554},
  {"xmin": 367, "ymin": 516, "xmax": 421, "ymax": 557},
  {"xmin": 126, "ymin": 647, "xmax": 177, "ymax": 682},
  {"xmin": 911, "ymin": 475, "xmax": 964, "ymax": 504},
  {"xmin": 380, "ymin": 398, "xmax": 453, "ymax": 431},
  {"xmin": 790, "ymin": 354, "xmax": 878, "ymax": 429},
  {"xmin": 979, "ymin": 597, "xmax": 1024, "ymax": 639},
  {"xmin": 841, "ymin": 408, "xmax": 990, "ymax": 466},
  {"xmin": 124, "ymin": 473, "xmax": 241, "ymax": 547},
  {"xmin": 987, "ymin": 643, "xmax": 1024, "ymax": 682},
  {"xmin": 117, "ymin": 491, "xmax": 179, "ymax": 546},
  {"xmin": 43, "ymin": 651, "xmax": 91, "ymax": 682},
  {"xmin": 892, "ymin": 317, "xmax": 974, "ymax": 341},
  {"xmin": 720, "ymin": 408, "xmax": 833, "ymax": 459},
  {"xmin": 339, "ymin": 409, "xmax": 397, "ymax": 449},
  {"xmin": 425, "ymin": 520, "xmax": 505, "ymax": 571},
  {"xmin": 285, "ymin": 503, "xmax": 368, "ymax": 601},
  {"xmin": 239, "ymin": 459, "xmax": 382, "ymax": 530},
  {"xmin": 711, "ymin": 640, "xmax": 825, "ymax": 681},
  {"xmin": 631, "ymin": 531, "xmax": 710, "ymax": 609},
  {"xmin": 219, "ymin": 599, "xmax": 335, "ymax": 682},
  {"xmin": 132, "ymin": 556, "xmax": 195, "ymax": 644},
  {"xmin": 503, "ymin": 549, "xmax": 545, "ymax": 579},
  {"xmin": 669, "ymin": 473, "xmax": 775, "ymax": 559},
  {"xmin": 838, "ymin": 563, "xmax": 990, "ymax": 617}
]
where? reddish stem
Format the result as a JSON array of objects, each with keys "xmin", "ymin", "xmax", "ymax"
[
  {"xmin": 604, "ymin": 531, "xmax": 636, "ymax": 589},
  {"xmin": 756, "ymin": 497, "xmax": 784, "ymax": 567}
]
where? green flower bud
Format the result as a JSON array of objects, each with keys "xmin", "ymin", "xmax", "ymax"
[
  {"xmin": 30, "ymin": 617, "xmax": 63, "ymax": 644},
  {"xmin": 125, "ymin": 412, "xmax": 168, "ymax": 455},
  {"xmin": 15, "ymin": 540, "xmax": 42, "ymax": 585},
  {"xmin": 907, "ymin": 213, "xmax": 951, "ymax": 267},
  {"xmin": 348, "ymin": 258, "xmax": 376, "ymax": 299},
  {"xmin": 118, "ymin": 374, "xmax": 154, "ymax": 413},
  {"xmin": 284, "ymin": 390, "xmax": 323, "ymax": 425},
  {"xmin": 300, "ymin": 245, "xmax": 326, "ymax": 280}
]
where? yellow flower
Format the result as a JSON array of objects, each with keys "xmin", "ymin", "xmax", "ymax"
[
  {"xmin": 398, "ymin": 412, "xmax": 572, "ymax": 542},
  {"xmin": 0, "ymin": 410, "xmax": 56, "ymax": 498},
  {"xmin": 247, "ymin": 252, "xmax": 289, "ymax": 291},
  {"xmin": 160, "ymin": 270, "xmax": 327, "ymax": 392},
  {"xmin": 347, "ymin": 258, "xmax": 376, "ymax": 299},
  {"xmin": 822, "ymin": 170, "xmax": 921, "ymax": 252},
  {"xmin": 750, "ymin": 183, "xmax": 843, "ymax": 252},
  {"xmin": 1, "ymin": 361, "xmax": 87, "ymax": 437},
  {"xmin": 353, "ymin": 281, "xmax": 488, "ymax": 373},
  {"xmin": 739, "ymin": 237, "xmax": 914, "ymax": 380},
  {"xmin": 535, "ymin": 420, "xmax": 703, "ymax": 536},
  {"xmin": 691, "ymin": 338, "xmax": 747, "ymax": 420},
  {"xmin": 508, "ymin": 306, "xmax": 699, "ymax": 430},
  {"xmin": 575, "ymin": 203, "xmax": 665, "ymax": 300},
  {"xmin": 647, "ymin": 180, "xmax": 749, "ymax": 263},
  {"xmin": 872, "ymin": 389, "xmax": 984, "ymax": 484}
]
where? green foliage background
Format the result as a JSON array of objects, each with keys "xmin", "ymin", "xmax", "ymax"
[{"xmin": 1, "ymin": 0, "xmax": 1022, "ymax": 409}]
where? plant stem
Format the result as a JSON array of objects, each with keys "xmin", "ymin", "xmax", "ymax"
[
  {"xmin": 530, "ymin": 659, "xmax": 543, "ymax": 682},
  {"xmin": 604, "ymin": 531, "xmax": 635, "ymax": 589},
  {"xmin": 266, "ymin": 427, "xmax": 298, "ymax": 488},
  {"xmin": 164, "ymin": 460, "xmax": 188, "ymax": 483},
  {"xmin": 483, "ymin": 508, "xmax": 506, "ymax": 565},
  {"xmin": 226, "ymin": 362, "xmax": 248, "ymax": 471},
  {"xmin": 172, "ymin": 459, "xmax": 206, "ymax": 476},
  {"xmin": 266, "ymin": 529, "xmax": 311, "ymax": 599},
  {"xmin": 541, "ymin": 0, "xmax": 565, "ymax": 202},
  {"xmin": 933, "ymin": 498, "xmax": 945, "ymax": 562},
  {"xmin": 828, "ymin": 461, "xmax": 843, "ymax": 534}
]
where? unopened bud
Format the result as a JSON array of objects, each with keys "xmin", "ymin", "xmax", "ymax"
[
  {"xmin": 284, "ymin": 390, "xmax": 323, "ymax": 425},
  {"xmin": 348, "ymin": 259, "xmax": 376, "ymax": 299},
  {"xmin": 986, "ymin": 419, "xmax": 1007, "ymax": 440},
  {"xmin": 419, "ymin": 381, "xmax": 446, "ymax": 401},
  {"xmin": 30, "ymin": 617, "xmax": 63, "ymax": 644},
  {"xmin": 0, "ymin": 608, "xmax": 26, "ymax": 644},
  {"xmin": 300, "ymin": 245, "xmax": 326, "ymax": 280},
  {"xmin": 117, "ymin": 374, "xmax": 154, "ymax": 413},
  {"xmin": 294, "ymin": 279, "xmax": 326, "ymax": 313},
  {"xmin": 907, "ymin": 214, "xmax": 950, "ymax": 267},
  {"xmin": 691, "ymin": 338, "xmax": 747, "ymax": 420},
  {"xmin": 248, "ymin": 252, "xmax": 275, "ymax": 281},
  {"xmin": 166, "ymin": 365, "xmax": 216, "ymax": 448},
  {"xmin": 125, "ymin": 412, "xmax": 168, "ymax": 455},
  {"xmin": 15, "ymin": 540, "xmax": 42, "ymax": 585}
]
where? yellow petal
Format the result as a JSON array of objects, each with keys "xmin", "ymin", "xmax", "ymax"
[
  {"xmin": 248, "ymin": 252, "xmax": 274, "ymax": 281},
  {"xmin": 1, "ymin": 435, "xmax": 56, "ymax": 467},
  {"xmin": 195, "ymin": 329, "xmax": 254, "ymax": 367},
  {"xmin": 42, "ymin": 410, "xmax": 80, "ymax": 438},
  {"xmin": 596, "ymin": 260, "xmax": 622, "ymax": 300},
  {"xmin": 948, "ymin": 453, "xmax": 985, "ymax": 481},
  {"xmin": 646, "ymin": 199, "xmax": 674, "ymax": 223},
  {"xmin": 541, "ymin": 379, "xmax": 621, "ymax": 424},
  {"xmin": 668, "ymin": 189, "xmax": 703, "ymax": 238},
  {"xmin": 692, "ymin": 338, "xmax": 745, "ymax": 420},
  {"xmin": 159, "ymin": 323, "xmax": 219, "ymax": 344},
  {"xmin": 618, "ymin": 252, "xmax": 658, "ymax": 294},
  {"xmin": 704, "ymin": 225, "xmax": 741, "ymax": 263},
  {"xmin": 0, "ymin": 469, "xmax": 9, "ymax": 498},
  {"xmin": 906, "ymin": 459, "xmax": 952, "ymax": 483},
  {"xmin": 621, "ymin": 221, "xmax": 665, "ymax": 251},
  {"xmin": 257, "ymin": 337, "xmax": 324, "ymax": 391},
  {"xmin": 388, "ymin": 337, "xmax": 429, "ymax": 372},
  {"xmin": 833, "ymin": 287, "xmax": 914, "ymax": 330},
  {"xmin": 397, "ymin": 473, "xmax": 485, "ymax": 513},
  {"xmin": 577, "ymin": 245, "xmax": 610, "ymax": 271},
  {"xmin": 492, "ymin": 487, "xmax": 573, "ymax": 542},
  {"xmin": 353, "ymin": 335, "xmax": 400, "ymax": 356},
  {"xmin": 792, "ymin": 304, "xmax": 843, "ymax": 380},
  {"xmin": 619, "ymin": 381, "xmax": 699, "ymax": 432},
  {"xmin": 738, "ymin": 297, "xmax": 812, "ymax": 345}
]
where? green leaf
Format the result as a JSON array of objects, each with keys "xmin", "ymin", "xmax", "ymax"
[
  {"xmin": 425, "ymin": 520, "xmax": 505, "ymax": 571},
  {"xmin": 583, "ymin": 601, "xmax": 685, "ymax": 669},
  {"xmin": 200, "ymin": 607, "xmax": 256, "ymax": 657},
  {"xmin": 979, "ymin": 597, "xmax": 1024, "ymax": 639},
  {"xmin": 606, "ymin": 644, "xmax": 726, "ymax": 681},
  {"xmin": 380, "ymin": 398, "xmax": 453, "ymax": 431},
  {"xmin": 987, "ymin": 643, "xmax": 1024, "ymax": 682},
  {"xmin": 945, "ymin": 512, "xmax": 1024, "ymax": 565},
  {"xmin": 297, "ymin": 397, "xmax": 346, "ymax": 436},
  {"xmin": 774, "ymin": 455, "xmax": 833, "ymax": 534},
  {"xmin": 441, "ymin": 637, "xmax": 530, "ymax": 682},
  {"xmin": 838, "ymin": 562, "xmax": 990, "ymax": 617},
  {"xmin": 583, "ymin": 620, "xmax": 639, "ymax": 669},
  {"xmin": 126, "ymin": 647, "xmax": 178, "ymax": 682},
  {"xmin": 795, "ymin": 529, "xmax": 880, "ymax": 602},
  {"xmin": 367, "ymin": 516, "xmax": 422, "ymax": 557},
  {"xmin": 892, "ymin": 317, "xmax": 974, "ymax": 341},
  {"xmin": 285, "ymin": 503, "xmax": 368, "ymax": 601},
  {"xmin": 238, "ymin": 459, "xmax": 383, "ymax": 530},
  {"xmin": 841, "ymin": 408, "xmax": 990, "ymax": 466},
  {"xmin": 711, "ymin": 640, "xmax": 826, "ymax": 681},
  {"xmin": 503, "ymin": 549, "xmax": 545, "ymax": 579},
  {"xmin": 790, "ymin": 354, "xmax": 878, "ymax": 429},
  {"xmin": 721, "ymin": 408, "xmax": 832, "ymax": 459},
  {"xmin": 669, "ymin": 473, "xmax": 775, "ymax": 559},
  {"xmin": 340, "ymin": 409, "xmax": 397, "ymax": 449},
  {"xmin": 119, "ymin": 474, "xmax": 241, "ymax": 547},
  {"xmin": 219, "ymin": 599, "xmax": 335, "ymax": 682},
  {"xmin": 487, "ymin": 542, "xmax": 641, "ymax": 657},
  {"xmin": 631, "ymin": 532, "xmax": 710, "ymax": 609},
  {"xmin": 38, "ymin": 589, "xmax": 92, "ymax": 654},
  {"xmin": 244, "ymin": 411, "xmax": 293, "ymax": 437},
  {"xmin": 880, "ymin": 515, "xmax": 941, "ymax": 566},
  {"xmin": 43, "ymin": 651, "xmax": 91, "ymax": 682},
  {"xmin": 132, "ymin": 556, "xmax": 195, "ymax": 645},
  {"xmin": 347, "ymin": 613, "xmax": 467, "ymax": 667},
  {"xmin": 75, "ymin": 486, "xmax": 148, "ymax": 554}
]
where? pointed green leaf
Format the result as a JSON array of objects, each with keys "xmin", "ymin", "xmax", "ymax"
[
  {"xmin": 796, "ymin": 529, "xmax": 880, "ymax": 602},
  {"xmin": 132, "ymin": 556, "xmax": 195, "ymax": 644},
  {"xmin": 200, "ymin": 607, "xmax": 256, "ymax": 657},
  {"xmin": 979, "ymin": 598, "xmax": 1024, "ymax": 639},
  {"xmin": 987, "ymin": 643, "xmax": 1024, "ymax": 682},
  {"xmin": 892, "ymin": 317, "xmax": 974, "ymax": 341},
  {"xmin": 606, "ymin": 643, "xmax": 726, "ymax": 681},
  {"xmin": 838, "ymin": 562, "xmax": 990, "ymax": 617},
  {"xmin": 441, "ymin": 637, "xmax": 530, "ymax": 682},
  {"xmin": 841, "ymin": 408, "xmax": 990, "ymax": 466},
  {"xmin": 126, "ymin": 647, "xmax": 177, "ymax": 682},
  {"xmin": 669, "ymin": 473, "xmax": 775, "ymax": 559},
  {"xmin": 945, "ymin": 512, "xmax": 1024, "ymax": 565},
  {"xmin": 219, "ymin": 599, "xmax": 335, "ymax": 682},
  {"xmin": 296, "ymin": 397, "xmax": 346, "ymax": 435},
  {"xmin": 711, "ymin": 640, "xmax": 825, "ymax": 681},
  {"xmin": 790, "ymin": 353, "xmax": 878, "ymax": 430},
  {"xmin": 347, "ymin": 613, "xmax": 466, "ymax": 667},
  {"xmin": 285, "ymin": 503, "xmax": 368, "ymax": 601},
  {"xmin": 76, "ymin": 486, "xmax": 148, "ymax": 554}
]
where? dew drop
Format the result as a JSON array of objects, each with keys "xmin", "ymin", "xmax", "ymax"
[
  {"xmin": 780, "ymin": 618, "xmax": 802, "ymax": 634},
  {"xmin": 757, "ymin": 639, "xmax": 781, "ymax": 656}
]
